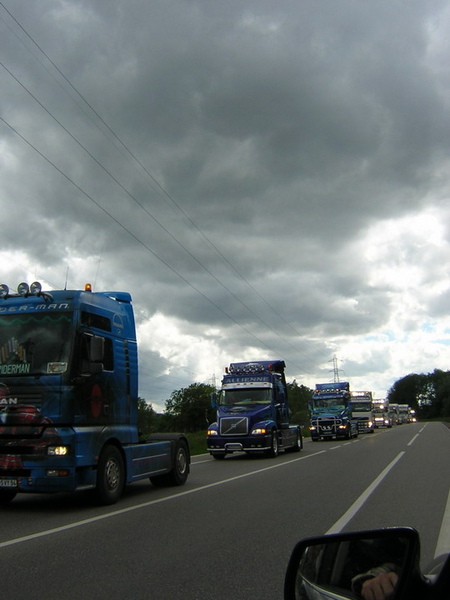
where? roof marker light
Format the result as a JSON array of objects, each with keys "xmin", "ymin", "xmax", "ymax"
[
  {"xmin": 17, "ymin": 282, "xmax": 29, "ymax": 296},
  {"xmin": 30, "ymin": 281, "xmax": 42, "ymax": 295},
  {"xmin": 85, "ymin": 283, "xmax": 92, "ymax": 292}
]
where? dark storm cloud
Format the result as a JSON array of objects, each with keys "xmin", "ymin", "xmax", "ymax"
[{"xmin": 1, "ymin": 0, "xmax": 450, "ymax": 404}]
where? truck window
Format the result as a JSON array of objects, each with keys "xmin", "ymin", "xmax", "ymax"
[
  {"xmin": 219, "ymin": 388, "xmax": 271, "ymax": 406},
  {"xmin": 0, "ymin": 312, "xmax": 72, "ymax": 375},
  {"xmin": 81, "ymin": 311, "xmax": 111, "ymax": 332}
]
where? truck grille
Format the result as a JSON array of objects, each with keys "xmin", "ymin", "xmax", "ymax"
[
  {"xmin": 317, "ymin": 418, "xmax": 338, "ymax": 434},
  {"xmin": 220, "ymin": 416, "xmax": 248, "ymax": 435}
]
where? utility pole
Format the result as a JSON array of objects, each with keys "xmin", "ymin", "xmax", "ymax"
[
  {"xmin": 330, "ymin": 355, "xmax": 343, "ymax": 382},
  {"xmin": 211, "ymin": 373, "xmax": 217, "ymax": 390}
]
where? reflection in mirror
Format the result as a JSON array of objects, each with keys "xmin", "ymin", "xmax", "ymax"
[{"xmin": 285, "ymin": 529, "xmax": 419, "ymax": 600}]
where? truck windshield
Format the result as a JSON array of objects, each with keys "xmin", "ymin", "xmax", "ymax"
[
  {"xmin": 219, "ymin": 388, "xmax": 272, "ymax": 406},
  {"xmin": 351, "ymin": 402, "xmax": 371, "ymax": 411},
  {"xmin": 312, "ymin": 399, "xmax": 346, "ymax": 412},
  {"xmin": 0, "ymin": 312, "xmax": 73, "ymax": 375}
]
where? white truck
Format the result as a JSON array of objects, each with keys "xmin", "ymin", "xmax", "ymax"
[
  {"xmin": 372, "ymin": 399, "xmax": 392, "ymax": 428},
  {"xmin": 349, "ymin": 391, "xmax": 374, "ymax": 433}
]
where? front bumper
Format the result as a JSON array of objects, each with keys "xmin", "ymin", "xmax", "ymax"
[{"xmin": 207, "ymin": 433, "xmax": 272, "ymax": 453}]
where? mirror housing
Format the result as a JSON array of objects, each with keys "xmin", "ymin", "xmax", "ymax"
[
  {"xmin": 80, "ymin": 333, "xmax": 104, "ymax": 376},
  {"xmin": 210, "ymin": 392, "xmax": 218, "ymax": 408},
  {"xmin": 284, "ymin": 528, "xmax": 426, "ymax": 600}
]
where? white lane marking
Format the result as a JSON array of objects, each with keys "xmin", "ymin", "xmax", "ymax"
[
  {"xmin": 326, "ymin": 451, "xmax": 406, "ymax": 535},
  {"xmin": 407, "ymin": 434, "xmax": 420, "ymax": 446},
  {"xmin": 435, "ymin": 481, "xmax": 450, "ymax": 557},
  {"xmin": 0, "ymin": 450, "xmax": 327, "ymax": 549}
]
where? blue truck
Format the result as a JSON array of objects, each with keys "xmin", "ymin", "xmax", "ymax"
[
  {"xmin": 206, "ymin": 360, "xmax": 303, "ymax": 459},
  {"xmin": 308, "ymin": 381, "xmax": 359, "ymax": 441},
  {"xmin": 0, "ymin": 282, "xmax": 190, "ymax": 505}
]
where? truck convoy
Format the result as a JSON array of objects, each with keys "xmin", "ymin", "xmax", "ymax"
[
  {"xmin": 0, "ymin": 282, "xmax": 190, "ymax": 505},
  {"xmin": 349, "ymin": 391, "xmax": 374, "ymax": 433},
  {"xmin": 308, "ymin": 382, "xmax": 359, "ymax": 441},
  {"xmin": 206, "ymin": 360, "xmax": 303, "ymax": 459},
  {"xmin": 372, "ymin": 399, "xmax": 392, "ymax": 428}
]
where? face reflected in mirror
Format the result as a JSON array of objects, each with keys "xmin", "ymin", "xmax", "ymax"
[{"xmin": 286, "ymin": 530, "xmax": 417, "ymax": 600}]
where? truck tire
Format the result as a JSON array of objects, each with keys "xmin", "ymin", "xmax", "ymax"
[
  {"xmin": 294, "ymin": 429, "xmax": 303, "ymax": 451},
  {"xmin": 167, "ymin": 438, "xmax": 189, "ymax": 485},
  {"xmin": 0, "ymin": 490, "xmax": 17, "ymax": 505},
  {"xmin": 286, "ymin": 428, "xmax": 303, "ymax": 452},
  {"xmin": 266, "ymin": 430, "xmax": 279, "ymax": 458},
  {"xmin": 95, "ymin": 445, "xmax": 125, "ymax": 505},
  {"xmin": 151, "ymin": 438, "xmax": 190, "ymax": 486}
]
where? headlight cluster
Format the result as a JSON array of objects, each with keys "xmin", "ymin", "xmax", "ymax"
[
  {"xmin": 47, "ymin": 446, "xmax": 69, "ymax": 456},
  {"xmin": 251, "ymin": 428, "xmax": 267, "ymax": 435}
]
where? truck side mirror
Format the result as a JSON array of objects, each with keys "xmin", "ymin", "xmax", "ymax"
[
  {"xmin": 89, "ymin": 335, "xmax": 104, "ymax": 363},
  {"xmin": 80, "ymin": 333, "xmax": 104, "ymax": 375},
  {"xmin": 210, "ymin": 392, "xmax": 218, "ymax": 408},
  {"xmin": 284, "ymin": 528, "xmax": 421, "ymax": 600}
]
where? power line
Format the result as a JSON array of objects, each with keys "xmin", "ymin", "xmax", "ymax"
[
  {"xmin": 0, "ymin": 115, "xmax": 287, "ymax": 359},
  {"xmin": 0, "ymin": 3, "xmax": 331, "ymax": 376}
]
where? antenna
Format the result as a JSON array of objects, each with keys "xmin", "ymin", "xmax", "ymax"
[{"xmin": 64, "ymin": 267, "xmax": 69, "ymax": 290}]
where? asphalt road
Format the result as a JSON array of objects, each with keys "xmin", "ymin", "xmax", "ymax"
[{"xmin": 1, "ymin": 422, "xmax": 449, "ymax": 600}]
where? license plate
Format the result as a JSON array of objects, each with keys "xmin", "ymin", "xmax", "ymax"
[{"xmin": 0, "ymin": 479, "xmax": 18, "ymax": 488}]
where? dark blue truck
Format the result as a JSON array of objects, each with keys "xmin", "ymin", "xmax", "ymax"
[
  {"xmin": 207, "ymin": 360, "xmax": 302, "ymax": 459},
  {"xmin": 308, "ymin": 381, "xmax": 359, "ymax": 441},
  {"xmin": 0, "ymin": 282, "xmax": 190, "ymax": 505}
]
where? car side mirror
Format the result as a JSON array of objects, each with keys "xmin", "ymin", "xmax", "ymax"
[{"xmin": 284, "ymin": 528, "xmax": 423, "ymax": 600}]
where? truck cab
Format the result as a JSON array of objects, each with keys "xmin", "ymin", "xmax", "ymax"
[
  {"xmin": 308, "ymin": 382, "xmax": 359, "ymax": 441},
  {"xmin": 349, "ymin": 391, "xmax": 374, "ymax": 433},
  {"xmin": 0, "ymin": 282, "xmax": 189, "ymax": 505},
  {"xmin": 207, "ymin": 360, "xmax": 302, "ymax": 459},
  {"xmin": 373, "ymin": 399, "xmax": 392, "ymax": 428}
]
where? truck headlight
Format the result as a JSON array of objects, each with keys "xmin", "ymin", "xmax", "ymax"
[
  {"xmin": 48, "ymin": 446, "xmax": 69, "ymax": 456},
  {"xmin": 207, "ymin": 429, "xmax": 218, "ymax": 436},
  {"xmin": 252, "ymin": 428, "xmax": 267, "ymax": 435}
]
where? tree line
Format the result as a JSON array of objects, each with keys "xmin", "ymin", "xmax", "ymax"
[
  {"xmin": 138, "ymin": 380, "xmax": 312, "ymax": 437},
  {"xmin": 137, "ymin": 368, "xmax": 450, "ymax": 437},
  {"xmin": 387, "ymin": 368, "xmax": 450, "ymax": 420}
]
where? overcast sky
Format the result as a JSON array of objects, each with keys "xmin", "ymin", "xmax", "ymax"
[{"xmin": 2, "ymin": 0, "xmax": 450, "ymax": 412}]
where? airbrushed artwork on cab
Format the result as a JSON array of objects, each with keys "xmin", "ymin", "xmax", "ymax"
[{"xmin": 0, "ymin": 382, "xmax": 61, "ymax": 470}]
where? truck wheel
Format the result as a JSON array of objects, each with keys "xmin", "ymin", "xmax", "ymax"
[
  {"xmin": 266, "ymin": 430, "xmax": 279, "ymax": 458},
  {"xmin": 0, "ymin": 490, "xmax": 17, "ymax": 505},
  {"xmin": 151, "ymin": 438, "xmax": 190, "ymax": 487},
  {"xmin": 95, "ymin": 445, "xmax": 125, "ymax": 505},
  {"xmin": 287, "ymin": 428, "xmax": 302, "ymax": 452},
  {"xmin": 167, "ymin": 438, "xmax": 189, "ymax": 485}
]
